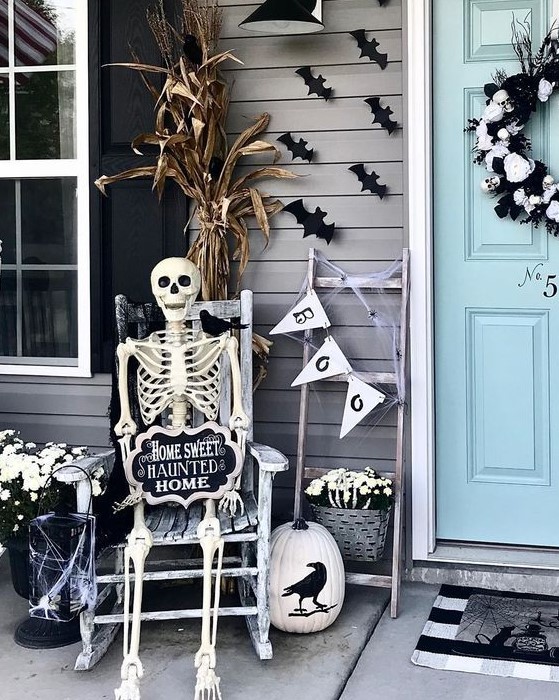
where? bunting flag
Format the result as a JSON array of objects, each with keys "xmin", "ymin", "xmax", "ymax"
[
  {"xmin": 291, "ymin": 336, "xmax": 352, "ymax": 387},
  {"xmin": 270, "ymin": 289, "xmax": 331, "ymax": 336},
  {"xmin": 340, "ymin": 375, "xmax": 386, "ymax": 439}
]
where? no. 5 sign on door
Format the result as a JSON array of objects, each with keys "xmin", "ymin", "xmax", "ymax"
[{"xmin": 518, "ymin": 263, "xmax": 558, "ymax": 298}]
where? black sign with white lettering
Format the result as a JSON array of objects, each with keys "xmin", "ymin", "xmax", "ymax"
[{"xmin": 125, "ymin": 423, "xmax": 243, "ymax": 508}]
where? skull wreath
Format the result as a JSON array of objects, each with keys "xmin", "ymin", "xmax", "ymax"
[
  {"xmin": 466, "ymin": 23, "xmax": 559, "ymax": 235},
  {"xmin": 113, "ymin": 257, "xmax": 249, "ymax": 700}
]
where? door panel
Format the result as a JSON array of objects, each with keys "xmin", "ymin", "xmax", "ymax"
[{"xmin": 434, "ymin": 0, "xmax": 559, "ymax": 546}]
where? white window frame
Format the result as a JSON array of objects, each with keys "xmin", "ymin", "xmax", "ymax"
[{"xmin": 0, "ymin": 0, "xmax": 90, "ymax": 377}]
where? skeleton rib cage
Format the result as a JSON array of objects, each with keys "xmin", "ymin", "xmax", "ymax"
[{"xmin": 130, "ymin": 329, "xmax": 226, "ymax": 427}]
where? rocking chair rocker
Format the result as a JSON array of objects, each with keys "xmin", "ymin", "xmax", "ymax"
[{"xmin": 63, "ymin": 280, "xmax": 288, "ymax": 682}]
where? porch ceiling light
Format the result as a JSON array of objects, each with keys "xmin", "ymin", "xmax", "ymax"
[{"xmin": 239, "ymin": 0, "xmax": 324, "ymax": 35}]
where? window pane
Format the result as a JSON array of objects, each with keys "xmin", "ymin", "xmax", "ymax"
[
  {"xmin": 0, "ymin": 270, "xmax": 17, "ymax": 356},
  {"xmin": 21, "ymin": 178, "xmax": 76, "ymax": 264},
  {"xmin": 0, "ymin": 179, "xmax": 15, "ymax": 263},
  {"xmin": 0, "ymin": 1, "xmax": 7, "ymax": 68},
  {"xmin": 15, "ymin": 0, "xmax": 75, "ymax": 67},
  {"xmin": 16, "ymin": 70, "xmax": 75, "ymax": 159},
  {"xmin": 22, "ymin": 270, "xmax": 77, "ymax": 357},
  {"xmin": 0, "ymin": 73, "xmax": 8, "ymax": 159}
]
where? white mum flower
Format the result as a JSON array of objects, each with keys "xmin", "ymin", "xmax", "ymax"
[
  {"xmin": 546, "ymin": 200, "xmax": 559, "ymax": 223},
  {"xmin": 17, "ymin": 514, "xmax": 24, "ymax": 521},
  {"xmin": 30, "ymin": 492, "xmax": 38, "ymax": 502},
  {"xmin": 538, "ymin": 78, "xmax": 554, "ymax": 102},
  {"xmin": 13, "ymin": 524, "xmax": 19, "ymax": 532},
  {"xmin": 0, "ymin": 489, "xmax": 10, "ymax": 501},
  {"xmin": 383, "ymin": 487, "xmax": 393, "ymax": 496},
  {"xmin": 373, "ymin": 489, "xmax": 380, "ymax": 495},
  {"xmin": 25, "ymin": 442, "xmax": 36, "ymax": 450},
  {"xmin": 359, "ymin": 485, "xmax": 370, "ymax": 496}
]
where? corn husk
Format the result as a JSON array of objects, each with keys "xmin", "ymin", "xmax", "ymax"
[{"xmin": 95, "ymin": 0, "xmax": 296, "ymax": 301}]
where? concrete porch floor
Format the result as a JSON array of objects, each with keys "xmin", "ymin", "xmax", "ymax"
[{"xmin": 1, "ymin": 551, "xmax": 556, "ymax": 700}]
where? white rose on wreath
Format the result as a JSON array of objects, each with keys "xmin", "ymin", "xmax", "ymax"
[
  {"xmin": 485, "ymin": 143, "xmax": 510, "ymax": 171},
  {"xmin": 538, "ymin": 78, "xmax": 554, "ymax": 102},
  {"xmin": 475, "ymin": 121, "xmax": 494, "ymax": 151},
  {"xmin": 504, "ymin": 153, "xmax": 535, "ymax": 182},
  {"xmin": 482, "ymin": 101, "xmax": 504, "ymax": 123},
  {"xmin": 546, "ymin": 200, "xmax": 559, "ymax": 223}
]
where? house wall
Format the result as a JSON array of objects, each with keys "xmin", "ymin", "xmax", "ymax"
[{"xmin": 0, "ymin": 0, "xmax": 405, "ymax": 517}]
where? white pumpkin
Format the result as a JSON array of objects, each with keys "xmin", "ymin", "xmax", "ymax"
[{"xmin": 269, "ymin": 519, "xmax": 345, "ymax": 633}]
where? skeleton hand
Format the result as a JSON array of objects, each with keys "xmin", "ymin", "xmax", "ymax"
[
  {"xmin": 114, "ymin": 416, "xmax": 138, "ymax": 438},
  {"xmin": 218, "ymin": 490, "xmax": 244, "ymax": 517},
  {"xmin": 229, "ymin": 410, "xmax": 249, "ymax": 433}
]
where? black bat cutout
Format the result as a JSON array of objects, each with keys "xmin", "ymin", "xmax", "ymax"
[
  {"xmin": 278, "ymin": 132, "xmax": 314, "ymax": 163},
  {"xmin": 349, "ymin": 164, "xmax": 388, "ymax": 199},
  {"xmin": 295, "ymin": 66, "xmax": 333, "ymax": 101},
  {"xmin": 349, "ymin": 29, "xmax": 388, "ymax": 69},
  {"xmin": 365, "ymin": 97, "xmax": 398, "ymax": 135},
  {"xmin": 283, "ymin": 199, "xmax": 336, "ymax": 244}
]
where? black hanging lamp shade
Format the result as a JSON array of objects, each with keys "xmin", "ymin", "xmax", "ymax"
[{"xmin": 239, "ymin": 0, "xmax": 324, "ymax": 34}]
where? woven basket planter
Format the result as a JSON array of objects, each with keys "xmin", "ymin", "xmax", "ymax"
[{"xmin": 311, "ymin": 505, "xmax": 391, "ymax": 562}]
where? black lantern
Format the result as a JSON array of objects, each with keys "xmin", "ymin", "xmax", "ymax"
[
  {"xmin": 28, "ymin": 507, "xmax": 96, "ymax": 623},
  {"xmin": 239, "ymin": 0, "xmax": 324, "ymax": 35}
]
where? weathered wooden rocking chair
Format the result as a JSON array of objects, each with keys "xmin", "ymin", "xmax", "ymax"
[{"xmin": 64, "ymin": 284, "xmax": 288, "ymax": 679}]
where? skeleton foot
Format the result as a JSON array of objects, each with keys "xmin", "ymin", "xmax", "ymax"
[
  {"xmin": 194, "ymin": 655, "xmax": 222, "ymax": 700},
  {"xmin": 218, "ymin": 490, "xmax": 244, "ymax": 517},
  {"xmin": 115, "ymin": 662, "xmax": 142, "ymax": 700}
]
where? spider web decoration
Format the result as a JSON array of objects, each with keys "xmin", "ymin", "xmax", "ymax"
[
  {"xmin": 273, "ymin": 250, "xmax": 405, "ymax": 439},
  {"xmin": 29, "ymin": 511, "xmax": 96, "ymax": 622}
]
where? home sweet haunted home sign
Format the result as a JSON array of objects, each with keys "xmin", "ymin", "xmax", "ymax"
[{"xmin": 125, "ymin": 423, "xmax": 243, "ymax": 508}]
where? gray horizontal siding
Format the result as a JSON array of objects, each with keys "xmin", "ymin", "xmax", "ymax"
[
  {"xmin": 0, "ymin": 0, "xmax": 404, "ymax": 519},
  {"xmin": 0, "ymin": 375, "xmax": 112, "ymax": 449},
  {"xmin": 222, "ymin": 0, "xmax": 404, "ymax": 510}
]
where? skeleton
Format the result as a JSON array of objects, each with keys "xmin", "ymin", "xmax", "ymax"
[
  {"xmin": 113, "ymin": 258, "xmax": 249, "ymax": 700},
  {"xmin": 492, "ymin": 89, "xmax": 514, "ymax": 113},
  {"xmin": 480, "ymin": 175, "xmax": 501, "ymax": 193}
]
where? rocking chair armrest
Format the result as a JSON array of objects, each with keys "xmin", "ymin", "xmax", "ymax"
[
  {"xmin": 53, "ymin": 450, "xmax": 116, "ymax": 485},
  {"xmin": 248, "ymin": 442, "xmax": 289, "ymax": 473}
]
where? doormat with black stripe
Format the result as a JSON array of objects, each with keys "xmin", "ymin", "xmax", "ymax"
[{"xmin": 412, "ymin": 584, "xmax": 559, "ymax": 682}]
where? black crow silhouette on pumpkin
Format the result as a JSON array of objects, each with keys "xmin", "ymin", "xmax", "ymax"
[{"xmin": 282, "ymin": 562, "xmax": 337, "ymax": 617}]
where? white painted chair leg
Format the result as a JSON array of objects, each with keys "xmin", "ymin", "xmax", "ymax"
[
  {"xmin": 194, "ymin": 500, "xmax": 224, "ymax": 700},
  {"xmin": 115, "ymin": 503, "xmax": 153, "ymax": 700}
]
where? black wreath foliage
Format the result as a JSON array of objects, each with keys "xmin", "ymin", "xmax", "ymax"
[{"xmin": 466, "ymin": 20, "xmax": 559, "ymax": 236}]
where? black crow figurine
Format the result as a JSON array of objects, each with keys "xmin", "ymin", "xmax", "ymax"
[
  {"xmin": 200, "ymin": 309, "xmax": 248, "ymax": 337},
  {"xmin": 282, "ymin": 562, "xmax": 328, "ymax": 614}
]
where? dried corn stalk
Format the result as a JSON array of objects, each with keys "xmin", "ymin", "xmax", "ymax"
[{"xmin": 95, "ymin": 0, "xmax": 296, "ymax": 301}]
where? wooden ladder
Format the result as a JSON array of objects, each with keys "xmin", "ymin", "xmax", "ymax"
[{"xmin": 293, "ymin": 247, "xmax": 410, "ymax": 618}]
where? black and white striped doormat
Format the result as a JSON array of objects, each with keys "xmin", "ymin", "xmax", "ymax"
[{"xmin": 412, "ymin": 584, "xmax": 559, "ymax": 682}]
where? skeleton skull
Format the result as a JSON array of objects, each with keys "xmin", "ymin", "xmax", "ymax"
[
  {"xmin": 150, "ymin": 257, "xmax": 201, "ymax": 322},
  {"xmin": 481, "ymin": 176, "xmax": 501, "ymax": 193},
  {"xmin": 543, "ymin": 175, "xmax": 555, "ymax": 189},
  {"xmin": 492, "ymin": 89, "xmax": 514, "ymax": 113}
]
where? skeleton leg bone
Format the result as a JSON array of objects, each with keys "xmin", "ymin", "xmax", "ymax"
[
  {"xmin": 115, "ymin": 502, "xmax": 153, "ymax": 700},
  {"xmin": 194, "ymin": 499, "xmax": 225, "ymax": 700}
]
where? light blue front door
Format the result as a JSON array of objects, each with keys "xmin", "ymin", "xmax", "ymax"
[{"xmin": 434, "ymin": 0, "xmax": 559, "ymax": 546}]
